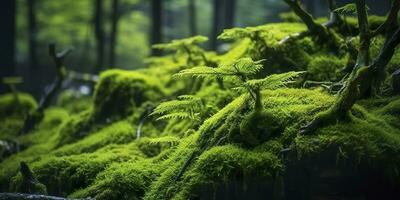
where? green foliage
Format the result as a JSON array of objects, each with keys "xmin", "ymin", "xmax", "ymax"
[
  {"xmin": 175, "ymin": 57, "xmax": 264, "ymax": 79},
  {"xmin": 56, "ymin": 90, "xmax": 92, "ymax": 114},
  {"xmin": 93, "ymin": 69, "xmax": 165, "ymax": 121},
  {"xmin": 334, "ymin": 3, "xmax": 357, "ymax": 15},
  {"xmin": 153, "ymin": 36, "xmax": 209, "ymax": 66},
  {"xmin": 151, "ymin": 95, "xmax": 211, "ymax": 121},
  {"xmin": 307, "ymin": 55, "xmax": 346, "ymax": 81},
  {"xmin": 240, "ymin": 71, "xmax": 304, "ymax": 90},
  {"xmin": 153, "ymin": 36, "xmax": 208, "ymax": 51},
  {"xmin": 2, "ymin": 19, "xmax": 400, "ymax": 200},
  {"xmin": 0, "ymin": 93, "xmax": 37, "ymax": 119}
]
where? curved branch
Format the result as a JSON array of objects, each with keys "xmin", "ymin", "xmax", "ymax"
[
  {"xmin": 301, "ymin": 26, "xmax": 400, "ymax": 135},
  {"xmin": 354, "ymin": 0, "xmax": 370, "ymax": 68},
  {"xmin": 371, "ymin": 0, "xmax": 400, "ymax": 37},
  {"xmin": 21, "ymin": 44, "xmax": 73, "ymax": 134},
  {"xmin": 282, "ymin": 0, "xmax": 326, "ymax": 36}
]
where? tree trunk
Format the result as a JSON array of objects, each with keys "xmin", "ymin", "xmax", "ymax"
[
  {"xmin": 93, "ymin": 0, "xmax": 105, "ymax": 73},
  {"xmin": 211, "ymin": 0, "xmax": 223, "ymax": 50},
  {"xmin": 151, "ymin": 0, "xmax": 163, "ymax": 56},
  {"xmin": 0, "ymin": 0, "xmax": 16, "ymax": 93},
  {"xmin": 224, "ymin": 0, "xmax": 236, "ymax": 29},
  {"xmin": 188, "ymin": 0, "xmax": 197, "ymax": 36},
  {"xmin": 109, "ymin": 0, "xmax": 119, "ymax": 67},
  {"xmin": 302, "ymin": 0, "xmax": 315, "ymax": 15},
  {"xmin": 28, "ymin": 0, "xmax": 37, "ymax": 71}
]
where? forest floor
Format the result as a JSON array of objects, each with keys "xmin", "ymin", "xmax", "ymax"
[{"xmin": 1, "ymin": 19, "xmax": 400, "ymax": 200}]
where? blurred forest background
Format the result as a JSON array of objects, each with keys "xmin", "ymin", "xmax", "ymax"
[{"xmin": 0, "ymin": 0, "xmax": 391, "ymax": 97}]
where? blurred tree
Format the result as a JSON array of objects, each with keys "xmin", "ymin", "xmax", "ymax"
[
  {"xmin": 94, "ymin": 0, "xmax": 105, "ymax": 72},
  {"xmin": 151, "ymin": 0, "xmax": 163, "ymax": 56},
  {"xmin": 0, "ymin": 0, "xmax": 16, "ymax": 93},
  {"xmin": 109, "ymin": 0, "xmax": 120, "ymax": 67},
  {"xmin": 224, "ymin": 0, "xmax": 236, "ymax": 28},
  {"xmin": 211, "ymin": 0, "xmax": 223, "ymax": 50},
  {"xmin": 28, "ymin": 0, "xmax": 38, "ymax": 71},
  {"xmin": 188, "ymin": 0, "xmax": 198, "ymax": 36}
]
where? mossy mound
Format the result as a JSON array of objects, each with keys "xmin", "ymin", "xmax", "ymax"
[
  {"xmin": 0, "ymin": 93, "xmax": 37, "ymax": 141},
  {"xmin": 93, "ymin": 69, "xmax": 165, "ymax": 121},
  {"xmin": 0, "ymin": 92, "xmax": 37, "ymax": 119}
]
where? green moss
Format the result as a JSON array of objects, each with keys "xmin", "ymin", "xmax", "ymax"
[
  {"xmin": 145, "ymin": 144, "xmax": 282, "ymax": 200},
  {"xmin": 0, "ymin": 92, "xmax": 37, "ymax": 119},
  {"xmin": 0, "ymin": 93, "xmax": 38, "ymax": 140},
  {"xmin": 0, "ymin": 107, "xmax": 70, "ymax": 190},
  {"xmin": 70, "ymin": 161, "xmax": 158, "ymax": 200},
  {"xmin": 55, "ymin": 109, "xmax": 93, "ymax": 147},
  {"xmin": 295, "ymin": 101, "xmax": 400, "ymax": 177},
  {"xmin": 307, "ymin": 55, "xmax": 346, "ymax": 81},
  {"xmin": 55, "ymin": 120, "xmax": 136, "ymax": 156},
  {"xmin": 57, "ymin": 89, "xmax": 92, "ymax": 114},
  {"xmin": 1, "ymin": 21, "xmax": 400, "ymax": 199},
  {"xmin": 18, "ymin": 143, "xmax": 145, "ymax": 196},
  {"xmin": 93, "ymin": 69, "xmax": 165, "ymax": 121},
  {"xmin": 10, "ymin": 173, "xmax": 47, "ymax": 195}
]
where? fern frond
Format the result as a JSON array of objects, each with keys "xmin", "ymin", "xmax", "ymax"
[
  {"xmin": 218, "ymin": 27, "xmax": 263, "ymax": 41},
  {"xmin": 232, "ymin": 58, "xmax": 265, "ymax": 75},
  {"xmin": 334, "ymin": 3, "xmax": 357, "ymax": 15},
  {"xmin": 174, "ymin": 57, "xmax": 265, "ymax": 79},
  {"xmin": 173, "ymin": 66, "xmax": 235, "ymax": 78},
  {"xmin": 153, "ymin": 36, "xmax": 208, "ymax": 50},
  {"xmin": 148, "ymin": 136, "xmax": 180, "ymax": 146},
  {"xmin": 151, "ymin": 100, "xmax": 197, "ymax": 115},
  {"xmin": 244, "ymin": 71, "xmax": 305, "ymax": 90},
  {"xmin": 156, "ymin": 112, "xmax": 194, "ymax": 121},
  {"xmin": 177, "ymin": 95, "xmax": 200, "ymax": 100},
  {"xmin": 152, "ymin": 95, "xmax": 206, "ymax": 121}
]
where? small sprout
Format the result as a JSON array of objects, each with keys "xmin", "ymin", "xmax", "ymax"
[
  {"xmin": 153, "ymin": 36, "xmax": 209, "ymax": 66},
  {"xmin": 2, "ymin": 76, "xmax": 23, "ymax": 103},
  {"xmin": 2, "ymin": 76, "xmax": 23, "ymax": 85},
  {"xmin": 333, "ymin": 3, "xmax": 358, "ymax": 15},
  {"xmin": 174, "ymin": 57, "xmax": 303, "ymax": 109}
]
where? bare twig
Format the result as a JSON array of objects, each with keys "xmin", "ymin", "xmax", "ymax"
[{"xmin": 21, "ymin": 44, "xmax": 73, "ymax": 134}]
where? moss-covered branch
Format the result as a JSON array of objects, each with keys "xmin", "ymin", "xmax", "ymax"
[
  {"xmin": 302, "ymin": 24, "xmax": 400, "ymax": 134},
  {"xmin": 354, "ymin": 0, "xmax": 370, "ymax": 68},
  {"xmin": 0, "ymin": 193, "xmax": 92, "ymax": 200}
]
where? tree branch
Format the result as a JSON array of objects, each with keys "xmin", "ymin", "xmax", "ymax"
[
  {"xmin": 354, "ymin": 0, "xmax": 370, "ymax": 68},
  {"xmin": 371, "ymin": 0, "xmax": 400, "ymax": 37},
  {"xmin": 282, "ymin": 0, "xmax": 326, "ymax": 36},
  {"xmin": 301, "ymin": 15, "xmax": 400, "ymax": 135},
  {"xmin": 21, "ymin": 44, "xmax": 72, "ymax": 134}
]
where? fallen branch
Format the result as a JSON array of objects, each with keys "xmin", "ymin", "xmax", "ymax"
[
  {"xmin": 21, "ymin": 44, "xmax": 72, "ymax": 134},
  {"xmin": 0, "ymin": 193, "xmax": 93, "ymax": 200}
]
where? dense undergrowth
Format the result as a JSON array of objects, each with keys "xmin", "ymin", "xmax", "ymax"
[{"xmin": 1, "ymin": 14, "xmax": 400, "ymax": 200}]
